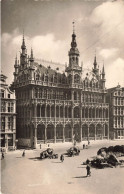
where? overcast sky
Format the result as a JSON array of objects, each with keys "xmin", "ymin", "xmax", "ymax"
[{"xmin": 1, "ymin": 0, "xmax": 124, "ymax": 88}]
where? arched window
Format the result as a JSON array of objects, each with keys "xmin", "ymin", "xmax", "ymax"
[{"xmin": 74, "ymin": 74, "xmax": 80, "ymax": 83}]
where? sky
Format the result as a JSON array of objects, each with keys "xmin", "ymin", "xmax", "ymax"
[{"xmin": 1, "ymin": 0, "xmax": 124, "ymax": 88}]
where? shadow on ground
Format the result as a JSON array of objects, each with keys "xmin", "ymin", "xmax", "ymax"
[
  {"xmin": 51, "ymin": 161, "xmax": 62, "ymax": 163},
  {"xmin": 73, "ymin": 176, "xmax": 87, "ymax": 178},
  {"xmin": 28, "ymin": 157, "xmax": 41, "ymax": 161}
]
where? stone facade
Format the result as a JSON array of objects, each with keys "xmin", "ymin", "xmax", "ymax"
[
  {"xmin": 11, "ymin": 30, "xmax": 109, "ymax": 148},
  {"xmin": 107, "ymin": 85, "xmax": 124, "ymax": 139},
  {"xmin": 0, "ymin": 74, "xmax": 16, "ymax": 151}
]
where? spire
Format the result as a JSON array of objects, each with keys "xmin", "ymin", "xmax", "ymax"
[
  {"xmin": 93, "ymin": 52, "xmax": 97, "ymax": 69},
  {"xmin": 31, "ymin": 48, "xmax": 33, "ymax": 58},
  {"xmin": 30, "ymin": 47, "xmax": 34, "ymax": 62},
  {"xmin": 21, "ymin": 30, "xmax": 26, "ymax": 50},
  {"xmin": 15, "ymin": 54, "xmax": 17, "ymax": 65},
  {"xmin": 102, "ymin": 63, "xmax": 105, "ymax": 75},
  {"xmin": 71, "ymin": 21, "xmax": 77, "ymax": 48},
  {"xmin": 72, "ymin": 20, "xmax": 75, "ymax": 34}
]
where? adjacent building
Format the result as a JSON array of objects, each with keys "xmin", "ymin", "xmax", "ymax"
[
  {"xmin": 107, "ymin": 85, "xmax": 124, "ymax": 139},
  {"xmin": 0, "ymin": 73, "xmax": 16, "ymax": 151},
  {"xmin": 11, "ymin": 29, "xmax": 109, "ymax": 148}
]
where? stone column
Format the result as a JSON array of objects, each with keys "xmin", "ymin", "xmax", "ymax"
[
  {"xmin": 5, "ymin": 134, "xmax": 8, "ymax": 152},
  {"xmin": 95, "ymin": 125, "xmax": 96, "ymax": 140},
  {"xmin": 34, "ymin": 125, "xmax": 37, "ymax": 149},
  {"xmin": 87, "ymin": 125, "xmax": 89, "ymax": 141},
  {"xmin": 107, "ymin": 123, "xmax": 109, "ymax": 140},
  {"xmin": 13, "ymin": 133, "xmax": 16, "ymax": 149},
  {"xmin": 50, "ymin": 105, "xmax": 51, "ymax": 118},
  {"xmin": 45, "ymin": 124, "xmax": 47, "ymax": 143},
  {"xmin": 54, "ymin": 125, "xmax": 56, "ymax": 143},
  {"xmin": 71, "ymin": 125, "xmax": 74, "ymax": 143},
  {"xmin": 101, "ymin": 124, "xmax": 103, "ymax": 140},
  {"xmin": 80, "ymin": 103, "xmax": 82, "ymax": 142},
  {"xmin": 63, "ymin": 124, "xmax": 65, "ymax": 143}
]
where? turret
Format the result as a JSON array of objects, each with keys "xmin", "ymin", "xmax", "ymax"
[
  {"xmin": 30, "ymin": 48, "xmax": 34, "ymax": 64},
  {"xmin": 68, "ymin": 22, "xmax": 80, "ymax": 68},
  {"xmin": 101, "ymin": 63, "xmax": 106, "ymax": 89},
  {"xmin": 65, "ymin": 22, "xmax": 82, "ymax": 85},
  {"xmin": 20, "ymin": 33, "xmax": 27, "ymax": 69},
  {"xmin": 13, "ymin": 55, "xmax": 19, "ymax": 82}
]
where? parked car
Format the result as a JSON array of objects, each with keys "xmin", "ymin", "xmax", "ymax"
[
  {"xmin": 66, "ymin": 146, "xmax": 80, "ymax": 157},
  {"xmin": 40, "ymin": 148, "xmax": 58, "ymax": 159}
]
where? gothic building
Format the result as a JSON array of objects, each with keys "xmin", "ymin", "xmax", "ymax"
[
  {"xmin": 107, "ymin": 85, "xmax": 124, "ymax": 139},
  {"xmin": 11, "ymin": 29, "xmax": 109, "ymax": 148},
  {"xmin": 0, "ymin": 73, "xmax": 16, "ymax": 151}
]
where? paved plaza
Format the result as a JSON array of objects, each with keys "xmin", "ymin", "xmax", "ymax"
[{"xmin": 1, "ymin": 140, "xmax": 124, "ymax": 194}]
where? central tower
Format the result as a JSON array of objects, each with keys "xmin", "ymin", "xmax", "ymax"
[{"xmin": 66, "ymin": 22, "xmax": 82, "ymax": 85}]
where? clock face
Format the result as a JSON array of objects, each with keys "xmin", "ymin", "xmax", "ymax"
[{"xmin": 82, "ymin": 68, "xmax": 98, "ymax": 82}]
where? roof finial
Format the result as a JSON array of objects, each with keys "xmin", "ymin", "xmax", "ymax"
[{"xmin": 72, "ymin": 20, "xmax": 75, "ymax": 34}]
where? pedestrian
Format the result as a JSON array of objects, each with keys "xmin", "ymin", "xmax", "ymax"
[
  {"xmin": 40, "ymin": 143, "xmax": 41, "ymax": 149},
  {"xmin": 83, "ymin": 144, "xmax": 85, "ymax": 149},
  {"xmin": 22, "ymin": 150, "xmax": 25, "ymax": 157},
  {"xmin": 86, "ymin": 158, "xmax": 90, "ymax": 164},
  {"xmin": 1, "ymin": 152, "xmax": 4, "ymax": 160},
  {"xmin": 48, "ymin": 144, "xmax": 50, "ymax": 147},
  {"xmin": 88, "ymin": 140, "xmax": 90, "ymax": 145},
  {"xmin": 86, "ymin": 164, "xmax": 91, "ymax": 177},
  {"xmin": 60, "ymin": 154, "xmax": 64, "ymax": 162}
]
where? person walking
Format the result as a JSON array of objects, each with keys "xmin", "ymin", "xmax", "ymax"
[
  {"xmin": 86, "ymin": 164, "xmax": 91, "ymax": 177},
  {"xmin": 60, "ymin": 154, "xmax": 64, "ymax": 162},
  {"xmin": 1, "ymin": 152, "xmax": 4, "ymax": 160},
  {"xmin": 40, "ymin": 143, "xmax": 41, "ymax": 149},
  {"xmin": 22, "ymin": 150, "xmax": 25, "ymax": 157}
]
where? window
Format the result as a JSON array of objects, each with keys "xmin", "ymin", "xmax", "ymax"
[
  {"xmin": 8, "ymin": 117, "xmax": 13, "ymax": 130},
  {"xmin": 1, "ymin": 117, "xmax": 5, "ymax": 131},
  {"xmin": 8, "ymin": 102, "xmax": 14, "ymax": 113},
  {"xmin": 0, "ymin": 90, "xmax": 5, "ymax": 98},
  {"xmin": 1, "ymin": 101, "xmax": 6, "ymax": 112},
  {"xmin": 8, "ymin": 94, "xmax": 10, "ymax": 98},
  {"xmin": 8, "ymin": 134, "xmax": 13, "ymax": 146}
]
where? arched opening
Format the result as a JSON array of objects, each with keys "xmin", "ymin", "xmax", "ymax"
[
  {"xmin": 82, "ymin": 124, "xmax": 88, "ymax": 139},
  {"xmin": 37, "ymin": 124, "xmax": 45, "ymax": 140},
  {"xmin": 96, "ymin": 124, "xmax": 103, "ymax": 139},
  {"xmin": 82, "ymin": 108, "xmax": 84, "ymax": 118},
  {"xmin": 37, "ymin": 105, "xmax": 40, "ymax": 117},
  {"xmin": 74, "ymin": 107, "xmax": 80, "ymax": 118},
  {"xmin": 65, "ymin": 106, "xmax": 68, "ymax": 118},
  {"xmin": 65, "ymin": 124, "xmax": 71, "ymax": 139},
  {"xmin": 46, "ymin": 105, "xmax": 50, "ymax": 117},
  {"xmin": 89, "ymin": 108, "xmax": 92, "ymax": 118},
  {"xmin": 74, "ymin": 92, "xmax": 77, "ymax": 100},
  {"xmin": 106, "ymin": 109, "xmax": 108, "ymax": 118},
  {"xmin": 56, "ymin": 106, "xmax": 59, "ymax": 117},
  {"xmin": 85, "ymin": 108, "xmax": 88, "ymax": 118},
  {"xmin": 60, "ymin": 106, "xmax": 63, "ymax": 117},
  {"xmin": 105, "ymin": 124, "xmax": 108, "ymax": 137},
  {"xmin": 92, "ymin": 108, "xmax": 95, "ymax": 118},
  {"xmin": 56, "ymin": 124, "xmax": 63, "ymax": 139},
  {"xmin": 46, "ymin": 124, "xmax": 54, "ymax": 140},
  {"xmin": 41, "ymin": 104, "xmax": 45, "ymax": 117},
  {"xmin": 89, "ymin": 124, "xmax": 95, "ymax": 138},
  {"xmin": 96, "ymin": 108, "xmax": 99, "ymax": 118},
  {"xmin": 68, "ymin": 107, "xmax": 72, "ymax": 118},
  {"xmin": 74, "ymin": 124, "xmax": 80, "ymax": 141},
  {"xmin": 99, "ymin": 109, "xmax": 102, "ymax": 118},
  {"xmin": 51, "ymin": 105, "xmax": 55, "ymax": 117},
  {"xmin": 82, "ymin": 124, "xmax": 88, "ymax": 140}
]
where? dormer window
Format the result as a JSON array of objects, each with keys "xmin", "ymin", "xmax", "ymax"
[{"xmin": 8, "ymin": 94, "xmax": 10, "ymax": 98}]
